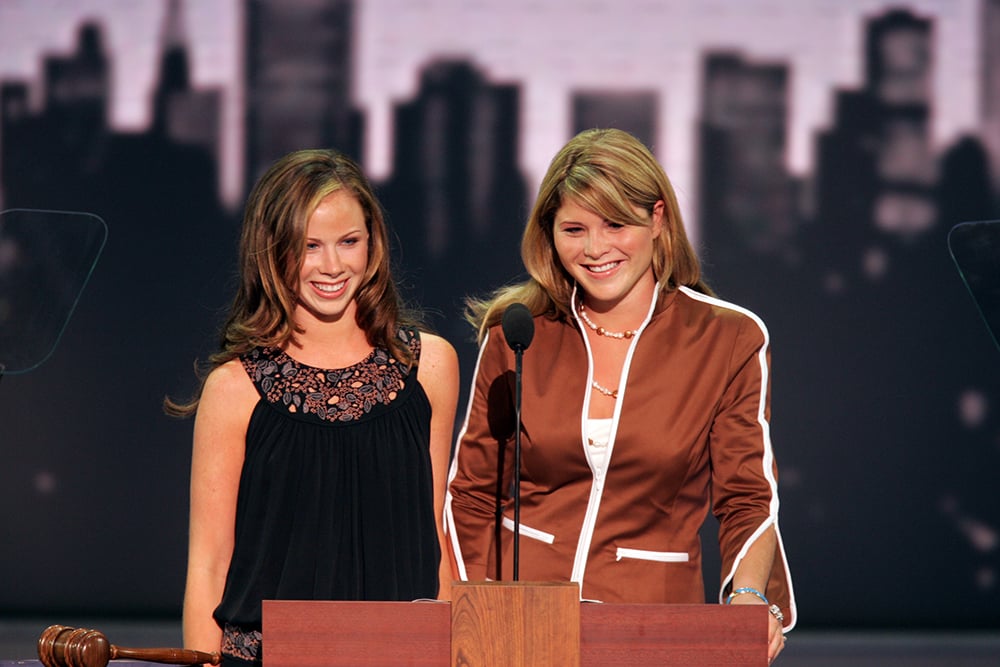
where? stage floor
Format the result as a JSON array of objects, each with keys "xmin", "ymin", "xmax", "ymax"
[{"xmin": 2, "ymin": 617, "xmax": 998, "ymax": 666}]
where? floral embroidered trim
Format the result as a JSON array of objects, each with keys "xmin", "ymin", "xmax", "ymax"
[
  {"xmin": 242, "ymin": 328, "xmax": 419, "ymax": 423},
  {"xmin": 221, "ymin": 623, "xmax": 261, "ymax": 662}
]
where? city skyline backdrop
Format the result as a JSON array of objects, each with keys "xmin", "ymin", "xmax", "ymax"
[
  {"xmin": 0, "ymin": 0, "xmax": 987, "ymax": 229},
  {"xmin": 2, "ymin": 0, "xmax": 1000, "ymax": 634}
]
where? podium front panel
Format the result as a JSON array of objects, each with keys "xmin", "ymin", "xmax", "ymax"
[
  {"xmin": 263, "ymin": 595, "xmax": 768, "ymax": 666},
  {"xmin": 262, "ymin": 600, "xmax": 450, "ymax": 667},
  {"xmin": 581, "ymin": 603, "xmax": 767, "ymax": 666}
]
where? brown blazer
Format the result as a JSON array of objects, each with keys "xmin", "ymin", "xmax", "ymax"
[{"xmin": 445, "ymin": 286, "xmax": 796, "ymax": 629}]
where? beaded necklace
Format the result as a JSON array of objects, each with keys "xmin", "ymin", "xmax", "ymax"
[
  {"xmin": 578, "ymin": 302, "xmax": 637, "ymax": 340},
  {"xmin": 578, "ymin": 303, "xmax": 636, "ymax": 399}
]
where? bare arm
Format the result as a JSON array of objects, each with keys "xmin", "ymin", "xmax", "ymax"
[
  {"xmin": 182, "ymin": 360, "xmax": 257, "ymax": 655},
  {"xmin": 417, "ymin": 332, "xmax": 460, "ymax": 600}
]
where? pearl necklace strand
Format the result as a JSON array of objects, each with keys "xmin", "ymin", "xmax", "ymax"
[
  {"xmin": 590, "ymin": 380, "xmax": 619, "ymax": 399},
  {"xmin": 578, "ymin": 302, "xmax": 637, "ymax": 339},
  {"xmin": 577, "ymin": 302, "xmax": 634, "ymax": 399}
]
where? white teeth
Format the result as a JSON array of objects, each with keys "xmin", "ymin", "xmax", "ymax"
[
  {"xmin": 314, "ymin": 281, "xmax": 346, "ymax": 293},
  {"xmin": 588, "ymin": 261, "xmax": 619, "ymax": 273}
]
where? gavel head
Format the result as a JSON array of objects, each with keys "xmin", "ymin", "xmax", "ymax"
[{"xmin": 37, "ymin": 625, "xmax": 112, "ymax": 667}]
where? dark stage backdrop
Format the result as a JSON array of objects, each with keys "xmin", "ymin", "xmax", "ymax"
[{"xmin": 1, "ymin": 0, "xmax": 999, "ymax": 630}]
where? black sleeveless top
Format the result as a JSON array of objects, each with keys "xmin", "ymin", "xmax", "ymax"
[{"xmin": 213, "ymin": 328, "xmax": 440, "ymax": 630}]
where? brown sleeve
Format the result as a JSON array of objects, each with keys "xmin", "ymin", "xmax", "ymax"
[
  {"xmin": 445, "ymin": 329, "xmax": 515, "ymax": 580},
  {"xmin": 712, "ymin": 314, "xmax": 796, "ymax": 630}
]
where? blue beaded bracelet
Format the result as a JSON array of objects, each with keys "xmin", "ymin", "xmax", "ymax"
[{"xmin": 726, "ymin": 586, "xmax": 769, "ymax": 605}]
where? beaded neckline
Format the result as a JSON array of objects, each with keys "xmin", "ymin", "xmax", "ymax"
[{"xmin": 241, "ymin": 329, "xmax": 419, "ymax": 423}]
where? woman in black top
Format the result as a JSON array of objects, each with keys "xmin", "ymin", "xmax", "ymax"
[{"xmin": 168, "ymin": 149, "xmax": 458, "ymax": 666}]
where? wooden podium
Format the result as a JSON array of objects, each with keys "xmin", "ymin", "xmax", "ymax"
[{"xmin": 263, "ymin": 581, "xmax": 767, "ymax": 666}]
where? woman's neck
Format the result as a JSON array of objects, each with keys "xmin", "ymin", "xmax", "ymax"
[
  {"xmin": 285, "ymin": 309, "xmax": 373, "ymax": 368},
  {"xmin": 578, "ymin": 276, "xmax": 657, "ymax": 332}
]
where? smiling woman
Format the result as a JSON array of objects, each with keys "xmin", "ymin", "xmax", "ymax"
[
  {"xmin": 551, "ymin": 198, "xmax": 662, "ymax": 315},
  {"xmin": 295, "ymin": 191, "xmax": 369, "ymax": 327},
  {"xmin": 446, "ymin": 128, "xmax": 795, "ymax": 664},
  {"xmin": 164, "ymin": 149, "xmax": 459, "ymax": 667}
]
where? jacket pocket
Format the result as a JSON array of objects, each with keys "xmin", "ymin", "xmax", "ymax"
[
  {"xmin": 501, "ymin": 516, "xmax": 555, "ymax": 544},
  {"xmin": 615, "ymin": 547, "xmax": 689, "ymax": 563}
]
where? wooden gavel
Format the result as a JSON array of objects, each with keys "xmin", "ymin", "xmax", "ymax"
[{"xmin": 37, "ymin": 625, "xmax": 221, "ymax": 667}]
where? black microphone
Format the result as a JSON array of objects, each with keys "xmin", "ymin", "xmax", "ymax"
[
  {"xmin": 501, "ymin": 302, "xmax": 534, "ymax": 351},
  {"xmin": 500, "ymin": 303, "xmax": 533, "ymax": 581}
]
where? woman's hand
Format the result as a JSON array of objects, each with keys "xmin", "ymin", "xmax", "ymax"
[
  {"xmin": 766, "ymin": 607, "xmax": 786, "ymax": 663},
  {"xmin": 728, "ymin": 594, "xmax": 786, "ymax": 663}
]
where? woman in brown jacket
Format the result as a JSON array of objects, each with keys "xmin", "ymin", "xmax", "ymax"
[{"xmin": 445, "ymin": 128, "xmax": 794, "ymax": 663}]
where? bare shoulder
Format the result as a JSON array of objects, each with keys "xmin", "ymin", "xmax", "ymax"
[
  {"xmin": 199, "ymin": 358, "xmax": 259, "ymax": 417},
  {"xmin": 416, "ymin": 333, "xmax": 459, "ymax": 433},
  {"xmin": 417, "ymin": 332, "xmax": 459, "ymax": 384}
]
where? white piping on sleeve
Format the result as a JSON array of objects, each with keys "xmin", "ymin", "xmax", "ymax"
[
  {"xmin": 443, "ymin": 330, "xmax": 493, "ymax": 582},
  {"xmin": 680, "ymin": 286, "xmax": 796, "ymax": 631},
  {"xmin": 774, "ymin": 522, "xmax": 798, "ymax": 631}
]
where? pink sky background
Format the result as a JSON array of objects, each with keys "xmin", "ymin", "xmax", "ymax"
[{"xmin": 0, "ymin": 0, "xmax": 984, "ymax": 227}]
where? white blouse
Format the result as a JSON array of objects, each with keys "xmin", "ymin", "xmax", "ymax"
[{"xmin": 585, "ymin": 418, "xmax": 613, "ymax": 472}]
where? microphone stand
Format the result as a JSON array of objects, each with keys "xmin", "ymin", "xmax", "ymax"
[
  {"xmin": 500, "ymin": 301, "xmax": 532, "ymax": 583},
  {"xmin": 512, "ymin": 344, "xmax": 524, "ymax": 581}
]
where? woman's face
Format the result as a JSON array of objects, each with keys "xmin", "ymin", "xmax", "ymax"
[
  {"xmin": 294, "ymin": 190, "xmax": 370, "ymax": 325},
  {"xmin": 552, "ymin": 197, "xmax": 663, "ymax": 311}
]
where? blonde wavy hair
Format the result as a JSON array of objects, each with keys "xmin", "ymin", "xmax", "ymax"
[{"xmin": 467, "ymin": 128, "xmax": 711, "ymax": 342}]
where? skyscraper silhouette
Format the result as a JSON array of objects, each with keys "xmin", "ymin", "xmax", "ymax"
[
  {"xmin": 0, "ymin": 8, "xmax": 231, "ymax": 616},
  {"xmin": 1, "ymin": 23, "xmax": 109, "ymax": 211},
  {"xmin": 980, "ymin": 0, "xmax": 1000, "ymax": 196},
  {"xmin": 866, "ymin": 9, "xmax": 936, "ymax": 236},
  {"xmin": 698, "ymin": 51, "xmax": 796, "ymax": 272},
  {"xmin": 812, "ymin": 8, "xmax": 935, "ymax": 291},
  {"xmin": 244, "ymin": 0, "xmax": 363, "ymax": 194},
  {"xmin": 381, "ymin": 58, "xmax": 527, "ymax": 343},
  {"xmin": 152, "ymin": 0, "xmax": 222, "ymax": 179},
  {"xmin": 571, "ymin": 90, "xmax": 658, "ymax": 151}
]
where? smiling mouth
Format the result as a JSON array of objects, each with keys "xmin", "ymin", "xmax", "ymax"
[
  {"xmin": 585, "ymin": 261, "xmax": 621, "ymax": 274},
  {"xmin": 312, "ymin": 280, "xmax": 347, "ymax": 293}
]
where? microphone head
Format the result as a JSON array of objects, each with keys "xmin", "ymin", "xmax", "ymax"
[{"xmin": 501, "ymin": 303, "xmax": 535, "ymax": 351}]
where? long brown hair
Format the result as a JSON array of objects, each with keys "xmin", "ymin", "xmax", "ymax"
[
  {"xmin": 166, "ymin": 149, "xmax": 418, "ymax": 416},
  {"xmin": 467, "ymin": 128, "xmax": 712, "ymax": 342}
]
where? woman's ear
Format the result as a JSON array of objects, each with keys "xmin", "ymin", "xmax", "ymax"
[{"xmin": 651, "ymin": 200, "xmax": 665, "ymax": 238}]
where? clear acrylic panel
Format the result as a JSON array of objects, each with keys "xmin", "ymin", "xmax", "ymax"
[
  {"xmin": 948, "ymin": 220, "xmax": 1000, "ymax": 352},
  {"xmin": 0, "ymin": 208, "xmax": 107, "ymax": 375}
]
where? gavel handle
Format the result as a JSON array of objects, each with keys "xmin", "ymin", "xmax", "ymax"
[{"xmin": 111, "ymin": 646, "xmax": 221, "ymax": 665}]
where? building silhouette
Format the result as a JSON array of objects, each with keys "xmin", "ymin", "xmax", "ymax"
[
  {"xmin": 153, "ymin": 0, "xmax": 223, "ymax": 179},
  {"xmin": 706, "ymin": 7, "xmax": 1000, "ymax": 627},
  {"xmin": 571, "ymin": 90, "xmax": 658, "ymax": 151},
  {"xmin": 1, "ymin": 0, "xmax": 1000, "ymax": 630},
  {"xmin": 244, "ymin": 0, "xmax": 364, "ymax": 193},
  {"xmin": 697, "ymin": 51, "xmax": 797, "ymax": 273},
  {"xmin": 867, "ymin": 9, "xmax": 936, "ymax": 235},
  {"xmin": 1, "ymin": 23, "xmax": 109, "ymax": 211},
  {"xmin": 980, "ymin": 0, "xmax": 1000, "ymax": 195},
  {"xmin": 0, "ymin": 8, "xmax": 231, "ymax": 615},
  {"xmin": 381, "ymin": 58, "xmax": 527, "ymax": 346},
  {"xmin": 811, "ymin": 9, "xmax": 935, "ymax": 292}
]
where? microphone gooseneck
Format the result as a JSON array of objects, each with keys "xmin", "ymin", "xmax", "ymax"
[{"xmin": 500, "ymin": 303, "xmax": 533, "ymax": 581}]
